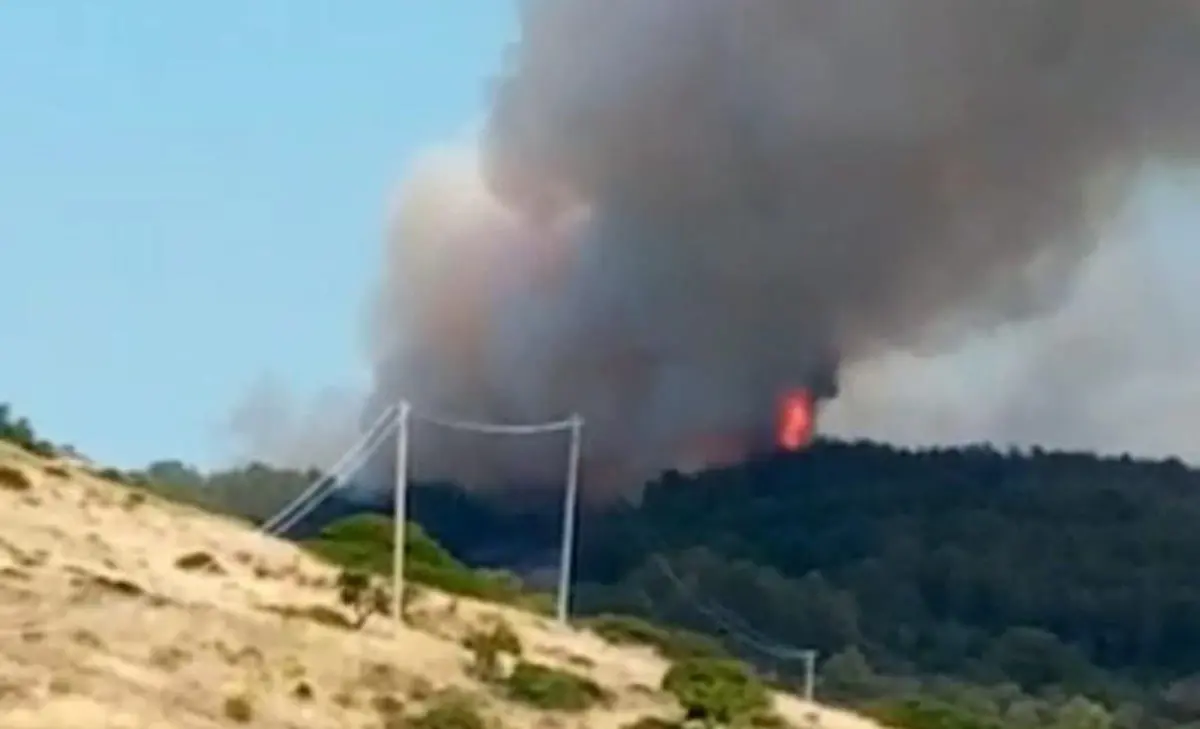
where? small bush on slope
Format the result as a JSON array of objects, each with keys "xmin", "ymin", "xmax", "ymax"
[
  {"xmin": 0, "ymin": 464, "xmax": 32, "ymax": 491},
  {"xmin": 336, "ymin": 569, "xmax": 390, "ymax": 629},
  {"xmin": 458, "ymin": 618, "xmax": 607, "ymax": 712},
  {"xmin": 584, "ymin": 613, "xmax": 729, "ymax": 661},
  {"xmin": 410, "ymin": 691, "xmax": 489, "ymax": 729},
  {"xmin": 866, "ymin": 697, "xmax": 1004, "ymax": 729},
  {"xmin": 306, "ymin": 514, "xmax": 551, "ymax": 610},
  {"xmin": 621, "ymin": 718, "xmax": 681, "ymax": 729},
  {"xmin": 662, "ymin": 657, "xmax": 771, "ymax": 727},
  {"xmin": 503, "ymin": 660, "xmax": 608, "ymax": 712},
  {"xmin": 0, "ymin": 403, "xmax": 56, "ymax": 458},
  {"xmin": 463, "ymin": 620, "xmax": 524, "ymax": 681}
]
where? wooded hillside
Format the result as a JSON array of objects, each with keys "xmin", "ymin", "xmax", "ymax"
[{"xmin": 8, "ymin": 402, "xmax": 1200, "ymax": 727}]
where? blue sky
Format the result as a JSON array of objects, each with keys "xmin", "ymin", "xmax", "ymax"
[{"xmin": 0, "ymin": 2, "xmax": 514, "ymax": 468}]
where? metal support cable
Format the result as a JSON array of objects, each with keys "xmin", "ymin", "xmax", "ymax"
[
  {"xmin": 409, "ymin": 409, "xmax": 577, "ymax": 435},
  {"xmin": 260, "ymin": 404, "xmax": 398, "ymax": 533}
]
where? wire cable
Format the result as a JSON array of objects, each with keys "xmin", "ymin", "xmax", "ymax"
[
  {"xmin": 410, "ymin": 409, "xmax": 577, "ymax": 435},
  {"xmin": 264, "ymin": 415, "xmax": 399, "ymax": 536},
  {"xmin": 615, "ymin": 492, "xmax": 818, "ymax": 661},
  {"xmin": 260, "ymin": 404, "xmax": 398, "ymax": 533},
  {"xmin": 647, "ymin": 551, "xmax": 816, "ymax": 660},
  {"xmin": 258, "ymin": 403, "xmax": 576, "ymax": 537}
]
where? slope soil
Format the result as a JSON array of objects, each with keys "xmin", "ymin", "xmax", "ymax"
[{"xmin": 0, "ymin": 441, "xmax": 884, "ymax": 729}]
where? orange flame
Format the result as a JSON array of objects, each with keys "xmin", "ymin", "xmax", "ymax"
[{"xmin": 776, "ymin": 388, "xmax": 815, "ymax": 451}]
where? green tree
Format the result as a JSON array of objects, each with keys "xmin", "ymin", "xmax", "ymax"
[
  {"xmin": 820, "ymin": 647, "xmax": 877, "ymax": 699},
  {"xmin": 870, "ymin": 697, "xmax": 1001, "ymax": 729},
  {"xmin": 1051, "ymin": 696, "xmax": 1112, "ymax": 729}
]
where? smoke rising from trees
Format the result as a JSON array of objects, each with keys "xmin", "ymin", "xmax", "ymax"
[{"xmin": 230, "ymin": 1, "xmax": 1200, "ymax": 489}]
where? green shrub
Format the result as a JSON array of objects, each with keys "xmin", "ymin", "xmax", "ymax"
[
  {"xmin": 866, "ymin": 697, "xmax": 1003, "ymax": 729},
  {"xmin": 621, "ymin": 717, "xmax": 681, "ymax": 729},
  {"xmin": 42, "ymin": 463, "xmax": 70, "ymax": 479},
  {"xmin": 584, "ymin": 614, "xmax": 728, "ymax": 661},
  {"xmin": 96, "ymin": 467, "xmax": 127, "ymax": 483},
  {"xmin": 306, "ymin": 515, "xmax": 551, "ymax": 609},
  {"xmin": 0, "ymin": 465, "xmax": 32, "ymax": 491},
  {"xmin": 409, "ymin": 562, "xmax": 523, "ymax": 603},
  {"xmin": 748, "ymin": 710, "xmax": 792, "ymax": 729},
  {"xmin": 123, "ymin": 471, "xmax": 152, "ymax": 488},
  {"xmin": 24, "ymin": 440, "xmax": 56, "ymax": 458},
  {"xmin": 463, "ymin": 620, "xmax": 524, "ymax": 680},
  {"xmin": 306, "ymin": 515, "xmax": 444, "ymax": 575},
  {"xmin": 661, "ymin": 658, "xmax": 770, "ymax": 726},
  {"xmin": 410, "ymin": 692, "xmax": 488, "ymax": 729},
  {"xmin": 503, "ymin": 660, "xmax": 607, "ymax": 711},
  {"xmin": 0, "ymin": 405, "xmax": 56, "ymax": 458},
  {"xmin": 336, "ymin": 569, "xmax": 390, "ymax": 628}
]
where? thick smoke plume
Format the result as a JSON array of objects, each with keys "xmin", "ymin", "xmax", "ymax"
[{"xmin": 242, "ymin": 1, "xmax": 1200, "ymax": 492}]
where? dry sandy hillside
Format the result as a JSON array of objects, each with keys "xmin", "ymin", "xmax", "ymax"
[{"xmin": 0, "ymin": 441, "xmax": 886, "ymax": 729}]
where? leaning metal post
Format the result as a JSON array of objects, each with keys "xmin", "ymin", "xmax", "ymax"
[
  {"xmin": 391, "ymin": 401, "xmax": 411, "ymax": 624},
  {"xmin": 555, "ymin": 414, "xmax": 584, "ymax": 625}
]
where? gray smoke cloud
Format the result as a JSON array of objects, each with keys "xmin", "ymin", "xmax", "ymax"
[
  {"xmin": 233, "ymin": 1, "xmax": 1200, "ymax": 491},
  {"xmin": 823, "ymin": 224, "xmax": 1200, "ymax": 460},
  {"xmin": 222, "ymin": 376, "xmax": 363, "ymax": 470}
]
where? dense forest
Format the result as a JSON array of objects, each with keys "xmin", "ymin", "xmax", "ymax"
[{"xmin": 6, "ymin": 402, "xmax": 1200, "ymax": 728}]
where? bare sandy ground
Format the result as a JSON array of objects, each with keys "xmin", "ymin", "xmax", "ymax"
[{"xmin": 0, "ymin": 441, "xmax": 886, "ymax": 729}]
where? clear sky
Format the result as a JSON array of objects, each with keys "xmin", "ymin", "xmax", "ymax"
[{"xmin": 0, "ymin": 2, "xmax": 515, "ymax": 468}]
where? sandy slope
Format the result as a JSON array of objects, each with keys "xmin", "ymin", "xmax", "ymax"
[{"xmin": 0, "ymin": 442, "xmax": 885, "ymax": 729}]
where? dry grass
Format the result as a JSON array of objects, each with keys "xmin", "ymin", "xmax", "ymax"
[{"xmin": 0, "ymin": 445, "xmax": 886, "ymax": 729}]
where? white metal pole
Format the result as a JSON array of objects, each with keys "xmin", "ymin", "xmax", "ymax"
[
  {"xmin": 803, "ymin": 650, "xmax": 816, "ymax": 703},
  {"xmin": 555, "ymin": 414, "xmax": 583, "ymax": 625},
  {"xmin": 392, "ymin": 401, "xmax": 411, "ymax": 624}
]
